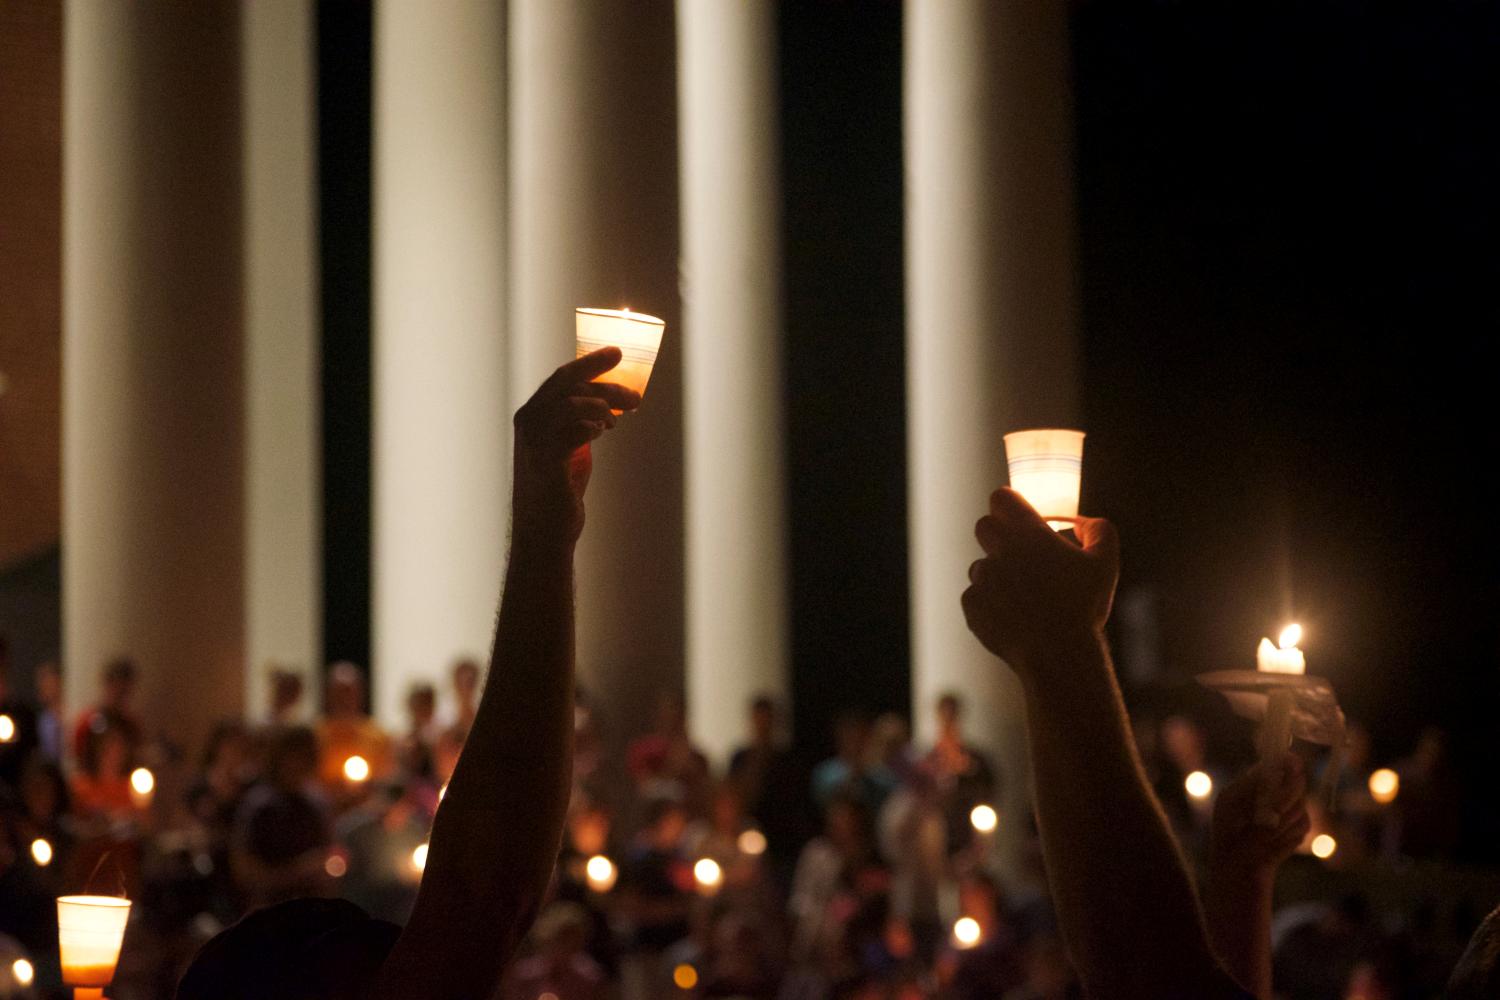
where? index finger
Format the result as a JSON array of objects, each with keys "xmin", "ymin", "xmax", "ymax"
[{"xmin": 542, "ymin": 346, "xmax": 623, "ymax": 393}]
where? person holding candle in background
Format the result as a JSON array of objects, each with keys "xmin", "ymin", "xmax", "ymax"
[{"xmin": 178, "ymin": 348, "xmax": 641, "ymax": 1000}]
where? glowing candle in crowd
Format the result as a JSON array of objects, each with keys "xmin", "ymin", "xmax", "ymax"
[
  {"xmin": 1256, "ymin": 624, "xmax": 1306, "ymax": 675},
  {"xmin": 1257, "ymin": 624, "xmax": 1304, "ymax": 762},
  {"xmin": 129, "ymin": 767, "xmax": 155, "ymax": 810},
  {"xmin": 969, "ymin": 804, "xmax": 999, "ymax": 834},
  {"xmin": 737, "ymin": 828, "xmax": 767, "ymax": 856},
  {"xmin": 410, "ymin": 843, "xmax": 429, "ymax": 874},
  {"xmin": 11, "ymin": 958, "xmax": 34, "ymax": 987},
  {"xmin": 672, "ymin": 964, "xmax": 699, "ymax": 990},
  {"xmin": 575, "ymin": 307, "xmax": 666, "ymax": 404},
  {"xmin": 585, "ymin": 855, "xmax": 617, "ymax": 893},
  {"xmin": 693, "ymin": 857, "xmax": 723, "ymax": 895},
  {"xmin": 1310, "ymin": 834, "xmax": 1337, "ymax": 859},
  {"xmin": 0, "ymin": 714, "xmax": 14, "ymax": 742},
  {"xmin": 953, "ymin": 917, "xmax": 982, "ymax": 949},
  {"xmin": 1185, "ymin": 771, "xmax": 1214, "ymax": 800},
  {"xmin": 324, "ymin": 854, "xmax": 348, "ymax": 878},
  {"xmin": 342, "ymin": 755, "xmax": 371, "ymax": 783},
  {"xmin": 1002, "ymin": 429, "xmax": 1086, "ymax": 530},
  {"xmin": 57, "ymin": 895, "xmax": 131, "ymax": 993},
  {"xmin": 31, "ymin": 838, "xmax": 53, "ymax": 867},
  {"xmin": 1368, "ymin": 768, "xmax": 1399, "ymax": 805}
]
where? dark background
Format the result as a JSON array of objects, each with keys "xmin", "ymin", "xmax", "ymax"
[{"xmin": 313, "ymin": 4, "xmax": 1500, "ymax": 856}]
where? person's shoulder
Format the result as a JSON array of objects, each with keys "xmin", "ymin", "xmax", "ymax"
[{"xmin": 177, "ymin": 897, "xmax": 400, "ymax": 1000}]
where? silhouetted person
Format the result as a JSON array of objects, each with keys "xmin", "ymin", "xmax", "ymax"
[{"xmin": 71, "ymin": 657, "xmax": 140, "ymax": 763}]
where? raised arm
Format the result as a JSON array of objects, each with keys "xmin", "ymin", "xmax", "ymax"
[
  {"xmin": 1203, "ymin": 753, "xmax": 1310, "ymax": 999},
  {"xmin": 961, "ymin": 488, "xmax": 1248, "ymax": 1000},
  {"xmin": 373, "ymin": 348, "xmax": 640, "ymax": 1000}
]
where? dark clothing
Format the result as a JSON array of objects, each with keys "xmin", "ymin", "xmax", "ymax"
[
  {"xmin": 620, "ymin": 845, "xmax": 691, "ymax": 952},
  {"xmin": 177, "ymin": 898, "xmax": 399, "ymax": 1000},
  {"xmin": 235, "ymin": 784, "xmax": 330, "ymax": 866},
  {"xmin": 0, "ymin": 699, "xmax": 39, "ymax": 786}
]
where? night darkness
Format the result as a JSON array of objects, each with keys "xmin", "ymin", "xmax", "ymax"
[{"xmin": 316, "ymin": 5, "xmax": 1500, "ymax": 854}]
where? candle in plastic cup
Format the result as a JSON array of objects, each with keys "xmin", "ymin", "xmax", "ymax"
[
  {"xmin": 1003, "ymin": 429, "xmax": 1086, "ymax": 530},
  {"xmin": 57, "ymin": 895, "xmax": 131, "ymax": 987},
  {"xmin": 575, "ymin": 308, "xmax": 665, "ymax": 404}
]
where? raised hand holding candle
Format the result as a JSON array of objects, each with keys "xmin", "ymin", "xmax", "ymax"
[
  {"xmin": 1003, "ymin": 429, "xmax": 1085, "ymax": 530},
  {"xmin": 57, "ymin": 895, "xmax": 131, "ymax": 995},
  {"xmin": 575, "ymin": 307, "xmax": 665, "ymax": 406}
]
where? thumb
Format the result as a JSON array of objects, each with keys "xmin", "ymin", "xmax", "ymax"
[{"xmin": 1074, "ymin": 516, "xmax": 1119, "ymax": 572}]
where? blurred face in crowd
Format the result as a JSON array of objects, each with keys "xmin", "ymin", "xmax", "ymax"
[
  {"xmin": 452, "ymin": 659, "xmax": 480, "ymax": 704},
  {"xmin": 36, "ymin": 661, "xmax": 61, "ymax": 708},
  {"xmin": 97, "ymin": 728, "xmax": 130, "ymax": 779},
  {"xmin": 835, "ymin": 716, "xmax": 870, "ymax": 762},
  {"xmin": 650, "ymin": 804, "xmax": 687, "ymax": 849},
  {"xmin": 271, "ymin": 671, "xmax": 304, "ymax": 717},
  {"xmin": 271, "ymin": 732, "xmax": 318, "ymax": 789},
  {"xmin": 568, "ymin": 805, "xmax": 610, "ymax": 855},
  {"xmin": 826, "ymin": 799, "xmax": 864, "ymax": 850},
  {"xmin": 326, "ymin": 664, "xmax": 364, "ymax": 718},
  {"xmin": 937, "ymin": 694, "xmax": 962, "ymax": 738},
  {"xmin": 1160, "ymin": 715, "xmax": 1204, "ymax": 771},
  {"xmin": 102, "ymin": 661, "xmax": 136, "ymax": 710},
  {"xmin": 407, "ymin": 686, "xmax": 436, "ymax": 730},
  {"xmin": 751, "ymin": 699, "xmax": 775, "ymax": 743}
]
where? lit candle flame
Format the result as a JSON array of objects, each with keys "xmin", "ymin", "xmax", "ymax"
[
  {"xmin": 737, "ymin": 828, "xmax": 767, "ymax": 856},
  {"xmin": 585, "ymin": 854, "xmax": 617, "ymax": 893},
  {"xmin": 1368, "ymin": 768, "xmax": 1399, "ymax": 804},
  {"xmin": 1311, "ymin": 833, "xmax": 1337, "ymax": 859},
  {"xmin": 1278, "ymin": 623, "xmax": 1303, "ymax": 650},
  {"xmin": 31, "ymin": 838, "xmax": 53, "ymax": 867},
  {"xmin": 343, "ymin": 755, "xmax": 371, "ymax": 783},
  {"xmin": 129, "ymin": 767, "xmax": 155, "ymax": 796},
  {"xmin": 0, "ymin": 714, "xmax": 14, "ymax": 742},
  {"xmin": 953, "ymin": 916, "xmax": 982, "ymax": 949},
  {"xmin": 693, "ymin": 857, "xmax": 723, "ymax": 892},
  {"xmin": 11, "ymin": 958, "xmax": 34, "ymax": 987},
  {"xmin": 410, "ymin": 843, "xmax": 428, "ymax": 873},
  {"xmin": 1185, "ymin": 770, "xmax": 1214, "ymax": 800},
  {"xmin": 969, "ymin": 804, "xmax": 998, "ymax": 833}
]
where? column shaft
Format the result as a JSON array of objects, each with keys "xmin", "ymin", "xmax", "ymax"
[
  {"xmin": 243, "ymin": 0, "xmax": 321, "ymax": 718},
  {"xmin": 63, "ymin": 0, "xmax": 246, "ymax": 750},
  {"xmin": 509, "ymin": 0, "xmax": 681, "ymax": 746},
  {"xmin": 904, "ymin": 0, "xmax": 1082, "ymax": 873},
  {"xmin": 678, "ymin": 0, "xmax": 788, "ymax": 764},
  {"xmin": 372, "ymin": 0, "xmax": 509, "ymax": 728}
]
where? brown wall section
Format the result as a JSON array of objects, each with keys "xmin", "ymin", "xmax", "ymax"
[{"xmin": 0, "ymin": 0, "xmax": 63, "ymax": 569}]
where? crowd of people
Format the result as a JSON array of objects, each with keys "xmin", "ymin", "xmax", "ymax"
[{"xmin": 1, "ymin": 351, "xmax": 1495, "ymax": 1000}]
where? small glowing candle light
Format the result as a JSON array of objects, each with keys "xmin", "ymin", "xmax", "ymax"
[
  {"xmin": 737, "ymin": 828, "xmax": 767, "ymax": 856},
  {"xmin": 1368, "ymin": 768, "xmax": 1399, "ymax": 805},
  {"xmin": 1184, "ymin": 770, "xmax": 1214, "ymax": 800},
  {"xmin": 410, "ymin": 843, "xmax": 429, "ymax": 874},
  {"xmin": 129, "ymin": 767, "xmax": 155, "ymax": 810},
  {"xmin": 1002, "ymin": 429, "xmax": 1086, "ymax": 530},
  {"xmin": 12, "ymin": 957, "xmax": 35, "ymax": 986},
  {"xmin": 1256, "ymin": 624, "xmax": 1305, "ymax": 762},
  {"xmin": 0, "ymin": 713, "xmax": 15, "ymax": 743},
  {"xmin": 342, "ymin": 755, "xmax": 371, "ymax": 783},
  {"xmin": 324, "ymin": 853, "xmax": 348, "ymax": 878},
  {"xmin": 31, "ymin": 838, "xmax": 54, "ymax": 867},
  {"xmin": 1310, "ymin": 833, "xmax": 1337, "ymax": 859},
  {"xmin": 953, "ymin": 916, "xmax": 982, "ymax": 949},
  {"xmin": 57, "ymin": 895, "xmax": 131, "ymax": 990},
  {"xmin": 672, "ymin": 964, "xmax": 699, "ymax": 990},
  {"xmin": 969, "ymin": 804, "xmax": 999, "ymax": 834},
  {"xmin": 693, "ymin": 857, "xmax": 723, "ymax": 894},
  {"xmin": 585, "ymin": 854, "xmax": 617, "ymax": 893},
  {"xmin": 575, "ymin": 307, "xmax": 666, "ymax": 404}
]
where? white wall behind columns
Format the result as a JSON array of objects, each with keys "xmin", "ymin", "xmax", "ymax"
[
  {"xmin": 904, "ymin": 0, "xmax": 1082, "ymax": 876},
  {"xmin": 509, "ymin": 0, "xmax": 682, "ymax": 748},
  {"xmin": 242, "ymin": 0, "xmax": 321, "ymax": 720},
  {"xmin": 373, "ymin": 0, "xmax": 509, "ymax": 728},
  {"xmin": 678, "ymin": 0, "xmax": 788, "ymax": 765}
]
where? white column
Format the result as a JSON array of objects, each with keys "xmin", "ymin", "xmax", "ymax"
[
  {"xmin": 677, "ymin": 0, "xmax": 788, "ymax": 765},
  {"xmin": 243, "ymin": 0, "xmax": 321, "ymax": 720},
  {"xmin": 372, "ymin": 0, "xmax": 510, "ymax": 729},
  {"xmin": 63, "ymin": 0, "xmax": 246, "ymax": 751},
  {"xmin": 904, "ymin": 0, "xmax": 1081, "ymax": 874},
  {"xmin": 509, "ymin": 0, "xmax": 681, "ymax": 745}
]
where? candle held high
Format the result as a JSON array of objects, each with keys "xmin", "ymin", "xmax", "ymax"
[
  {"xmin": 1257, "ymin": 624, "xmax": 1305, "ymax": 761},
  {"xmin": 575, "ymin": 307, "xmax": 665, "ymax": 407},
  {"xmin": 1003, "ymin": 429, "xmax": 1085, "ymax": 530},
  {"xmin": 57, "ymin": 894, "xmax": 131, "ymax": 998}
]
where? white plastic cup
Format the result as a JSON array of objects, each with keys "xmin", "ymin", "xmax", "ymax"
[
  {"xmin": 575, "ymin": 308, "xmax": 666, "ymax": 403},
  {"xmin": 57, "ymin": 895, "xmax": 131, "ymax": 988},
  {"xmin": 1003, "ymin": 429, "xmax": 1086, "ymax": 530}
]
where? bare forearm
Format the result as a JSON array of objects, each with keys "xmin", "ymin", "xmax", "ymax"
[
  {"xmin": 376, "ymin": 515, "xmax": 575, "ymax": 1000},
  {"xmin": 1021, "ymin": 633, "xmax": 1242, "ymax": 1000},
  {"xmin": 1204, "ymin": 864, "xmax": 1273, "ymax": 999}
]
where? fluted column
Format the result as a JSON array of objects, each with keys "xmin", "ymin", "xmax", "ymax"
[
  {"xmin": 677, "ymin": 0, "xmax": 788, "ymax": 764},
  {"xmin": 243, "ymin": 0, "xmax": 320, "ymax": 719},
  {"xmin": 372, "ymin": 0, "xmax": 509, "ymax": 728},
  {"xmin": 509, "ymin": 0, "xmax": 681, "ymax": 747},
  {"xmin": 63, "ymin": 0, "xmax": 246, "ymax": 750},
  {"xmin": 904, "ymin": 0, "xmax": 1082, "ymax": 874}
]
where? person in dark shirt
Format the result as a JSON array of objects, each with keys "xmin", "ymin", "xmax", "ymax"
[
  {"xmin": 231, "ymin": 726, "xmax": 332, "ymax": 909},
  {"xmin": 177, "ymin": 348, "xmax": 641, "ymax": 1000}
]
